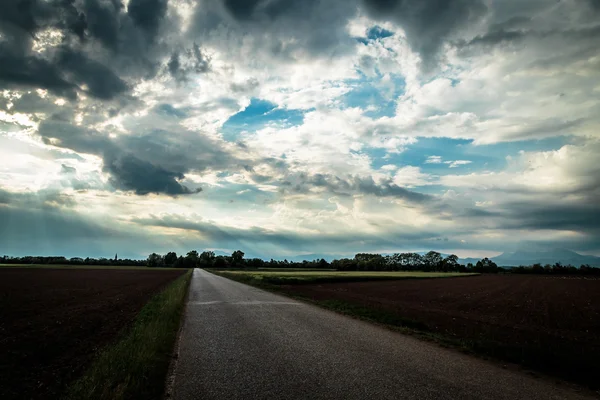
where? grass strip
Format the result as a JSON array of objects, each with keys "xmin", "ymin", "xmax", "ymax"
[{"xmin": 64, "ymin": 269, "xmax": 192, "ymax": 400}]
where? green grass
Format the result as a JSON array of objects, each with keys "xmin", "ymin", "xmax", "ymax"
[
  {"xmin": 0, "ymin": 264, "xmax": 179, "ymax": 270},
  {"xmin": 211, "ymin": 269, "xmax": 477, "ymax": 285},
  {"xmin": 63, "ymin": 269, "xmax": 192, "ymax": 400}
]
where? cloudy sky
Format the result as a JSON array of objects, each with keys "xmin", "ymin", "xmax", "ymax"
[{"xmin": 1, "ymin": 0, "xmax": 599, "ymax": 259}]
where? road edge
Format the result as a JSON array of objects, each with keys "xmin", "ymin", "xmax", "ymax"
[{"xmin": 163, "ymin": 269, "xmax": 196, "ymax": 400}]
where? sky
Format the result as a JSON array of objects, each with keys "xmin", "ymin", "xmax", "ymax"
[{"xmin": 1, "ymin": 0, "xmax": 599, "ymax": 259}]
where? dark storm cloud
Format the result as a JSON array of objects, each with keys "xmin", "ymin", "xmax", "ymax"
[
  {"xmin": 191, "ymin": 0, "xmax": 357, "ymax": 59},
  {"xmin": 458, "ymin": 23, "xmax": 600, "ymax": 50},
  {"xmin": 586, "ymin": 0, "xmax": 600, "ymax": 11},
  {"xmin": 56, "ymin": 47, "xmax": 129, "ymax": 99},
  {"xmin": 0, "ymin": 0, "xmax": 82, "ymax": 38},
  {"xmin": 0, "ymin": 0, "xmax": 173, "ymax": 100},
  {"xmin": 361, "ymin": 0, "xmax": 487, "ymax": 70},
  {"xmin": 0, "ymin": 43, "xmax": 127, "ymax": 100},
  {"xmin": 503, "ymin": 202, "xmax": 600, "ymax": 234},
  {"xmin": 353, "ymin": 176, "xmax": 432, "ymax": 203},
  {"xmin": 82, "ymin": 0, "xmax": 121, "ymax": 50},
  {"xmin": 128, "ymin": 0, "xmax": 168, "ymax": 39},
  {"xmin": 0, "ymin": 43, "xmax": 77, "ymax": 99},
  {"xmin": 36, "ymin": 114, "xmax": 246, "ymax": 196},
  {"xmin": 278, "ymin": 173, "xmax": 432, "ymax": 203},
  {"xmin": 104, "ymin": 154, "xmax": 201, "ymax": 195}
]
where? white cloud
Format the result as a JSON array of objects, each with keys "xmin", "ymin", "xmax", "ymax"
[
  {"xmin": 393, "ymin": 166, "xmax": 433, "ymax": 187},
  {"xmin": 425, "ymin": 155, "xmax": 442, "ymax": 164},
  {"xmin": 445, "ymin": 160, "xmax": 472, "ymax": 168}
]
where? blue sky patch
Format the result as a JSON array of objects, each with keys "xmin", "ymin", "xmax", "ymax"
[
  {"xmin": 340, "ymin": 74, "xmax": 405, "ymax": 118},
  {"xmin": 355, "ymin": 25, "xmax": 395, "ymax": 44},
  {"xmin": 221, "ymin": 98, "xmax": 306, "ymax": 141},
  {"xmin": 367, "ymin": 26, "xmax": 394, "ymax": 40},
  {"xmin": 366, "ymin": 136, "xmax": 572, "ymax": 175}
]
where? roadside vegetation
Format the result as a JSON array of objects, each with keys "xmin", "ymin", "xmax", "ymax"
[{"xmin": 64, "ymin": 269, "xmax": 192, "ymax": 400}]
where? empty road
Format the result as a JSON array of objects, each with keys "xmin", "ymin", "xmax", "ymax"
[{"xmin": 170, "ymin": 269, "xmax": 595, "ymax": 400}]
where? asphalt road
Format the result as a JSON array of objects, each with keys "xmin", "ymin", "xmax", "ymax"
[{"xmin": 170, "ymin": 269, "xmax": 595, "ymax": 400}]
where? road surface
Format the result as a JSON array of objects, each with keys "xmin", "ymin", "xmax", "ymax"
[{"xmin": 170, "ymin": 269, "xmax": 595, "ymax": 400}]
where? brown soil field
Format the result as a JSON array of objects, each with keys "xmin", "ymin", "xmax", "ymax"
[
  {"xmin": 283, "ymin": 274, "xmax": 600, "ymax": 389},
  {"xmin": 0, "ymin": 268, "xmax": 186, "ymax": 399}
]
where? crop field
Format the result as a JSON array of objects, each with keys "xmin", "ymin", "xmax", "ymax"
[
  {"xmin": 280, "ymin": 274, "xmax": 600, "ymax": 388},
  {"xmin": 214, "ymin": 269, "xmax": 476, "ymax": 284},
  {"xmin": 0, "ymin": 268, "xmax": 187, "ymax": 399}
]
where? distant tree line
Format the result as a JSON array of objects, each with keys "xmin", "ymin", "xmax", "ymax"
[
  {"xmin": 331, "ymin": 252, "xmax": 599, "ymax": 275},
  {"xmin": 331, "ymin": 252, "xmax": 501, "ymax": 273},
  {"xmin": 145, "ymin": 250, "xmax": 331, "ymax": 269},
  {"xmin": 3, "ymin": 251, "xmax": 599, "ymax": 275},
  {"xmin": 510, "ymin": 263, "xmax": 600, "ymax": 275}
]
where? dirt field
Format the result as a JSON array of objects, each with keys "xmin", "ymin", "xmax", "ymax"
[
  {"xmin": 0, "ymin": 268, "xmax": 186, "ymax": 399},
  {"xmin": 283, "ymin": 274, "xmax": 600, "ymax": 388}
]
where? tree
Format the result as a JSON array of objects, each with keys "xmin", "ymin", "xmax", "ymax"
[
  {"xmin": 246, "ymin": 258, "xmax": 265, "ymax": 268},
  {"xmin": 442, "ymin": 254, "xmax": 460, "ymax": 271},
  {"xmin": 213, "ymin": 256, "xmax": 228, "ymax": 268},
  {"xmin": 474, "ymin": 257, "xmax": 498, "ymax": 273},
  {"xmin": 187, "ymin": 250, "xmax": 199, "ymax": 260},
  {"xmin": 404, "ymin": 253, "xmax": 423, "ymax": 270},
  {"xmin": 199, "ymin": 251, "xmax": 216, "ymax": 267},
  {"xmin": 164, "ymin": 252, "xmax": 178, "ymax": 266},
  {"xmin": 147, "ymin": 253, "xmax": 164, "ymax": 268},
  {"xmin": 423, "ymin": 251, "xmax": 443, "ymax": 270},
  {"xmin": 231, "ymin": 250, "xmax": 245, "ymax": 266}
]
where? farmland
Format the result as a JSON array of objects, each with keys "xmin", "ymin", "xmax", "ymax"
[
  {"xmin": 286, "ymin": 275, "xmax": 600, "ymax": 388},
  {"xmin": 0, "ymin": 268, "xmax": 187, "ymax": 399},
  {"xmin": 217, "ymin": 270, "xmax": 600, "ymax": 389}
]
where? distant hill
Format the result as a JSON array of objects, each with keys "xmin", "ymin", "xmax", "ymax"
[{"xmin": 461, "ymin": 249, "xmax": 600, "ymax": 267}]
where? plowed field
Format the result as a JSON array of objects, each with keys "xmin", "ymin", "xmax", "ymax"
[
  {"xmin": 0, "ymin": 268, "xmax": 186, "ymax": 399},
  {"xmin": 284, "ymin": 275, "xmax": 600, "ymax": 388}
]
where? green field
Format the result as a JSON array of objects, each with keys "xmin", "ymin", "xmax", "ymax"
[{"xmin": 211, "ymin": 269, "xmax": 477, "ymax": 284}]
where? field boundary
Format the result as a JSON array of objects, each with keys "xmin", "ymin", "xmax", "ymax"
[
  {"xmin": 208, "ymin": 269, "xmax": 478, "ymax": 285},
  {"xmin": 63, "ymin": 269, "xmax": 193, "ymax": 400},
  {"xmin": 211, "ymin": 270, "xmax": 599, "ymax": 394},
  {"xmin": 163, "ymin": 270, "xmax": 195, "ymax": 400}
]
